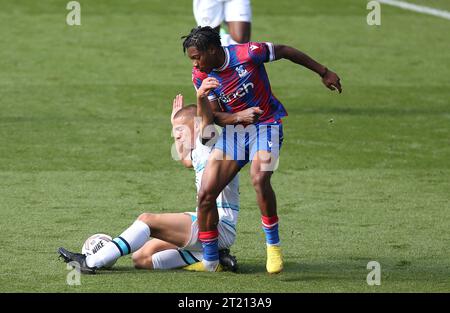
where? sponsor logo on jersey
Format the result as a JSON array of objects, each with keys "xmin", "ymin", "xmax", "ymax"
[
  {"xmin": 219, "ymin": 82, "xmax": 254, "ymax": 104},
  {"xmin": 250, "ymin": 44, "xmax": 259, "ymax": 51},
  {"xmin": 235, "ymin": 65, "xmax": 248, "ymax": 78}
]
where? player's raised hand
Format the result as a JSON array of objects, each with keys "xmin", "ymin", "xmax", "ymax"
[
  {"xmin": 197, "ymin": 77, "xmax": 220, "ymax": 98},
  {"xmin": 236, "ymin": 107, "xmax": 264, "ymax": 124},
  {"xmin": 171, "ymin": 94, "xmax": 184, "ymax": 123},
  {"xmin": 321, "ymin": 69, "xmax": 342, "ymax": 93}
]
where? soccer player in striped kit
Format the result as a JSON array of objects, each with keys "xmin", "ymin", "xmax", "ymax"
[{"xmin": 182, "ymin": 26, "xmax": 342, "ymax": 273}]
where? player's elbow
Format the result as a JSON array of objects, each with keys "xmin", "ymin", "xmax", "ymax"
[
  {"xmin": 274, "ymin": 44, "xmax": 289, "ymax": 60},
  {"xmin": 181, "ymin": 159, "xmax": 193, "ymax": 168}
]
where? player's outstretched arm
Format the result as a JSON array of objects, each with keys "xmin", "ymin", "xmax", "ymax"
[
  {"xmin": 274, "ymin": 44, "xmax": 342, "ymax": 93},
  {"xmin": 171, "ymin": 94, "xmax": 184, "ymax": 124},
  {"xmin": 171, "ymin": 94, "xmax": 193, "ymax": 168}
]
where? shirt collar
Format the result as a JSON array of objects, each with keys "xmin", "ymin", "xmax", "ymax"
[{"xmin": 213, "ymin": 47, "xmax": 230, "ymax": 72}]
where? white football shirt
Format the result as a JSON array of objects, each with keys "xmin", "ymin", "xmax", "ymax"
[{"xmin": 191, "ymin": 135, "xmax": 240, "ymax": 232}]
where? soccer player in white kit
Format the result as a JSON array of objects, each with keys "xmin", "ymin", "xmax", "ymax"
[
  {"xmin": 193, "ymin": 0, "xmax": 252, "ymax": 45},
  {"xmin": 58, "ymin": 90, "xmax": 240, "ymax": 274}
]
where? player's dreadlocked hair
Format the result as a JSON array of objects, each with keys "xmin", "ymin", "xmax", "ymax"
[{"xmin": 181, "ymin": 26, "xmax": 221, "ymax": 54}]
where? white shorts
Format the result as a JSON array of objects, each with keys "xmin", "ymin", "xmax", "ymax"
[
  {"xmin": 182, "ymin": 212, "xmax": 236, "ymax": 251},
  {"xmin": 193, "ymin": 0, "xmax": 252, "ymax": 28}
]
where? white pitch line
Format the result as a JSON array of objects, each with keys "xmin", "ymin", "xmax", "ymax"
[{"xmin": 378, "ymin": 0, "xmax": 450, "ymax": 20}]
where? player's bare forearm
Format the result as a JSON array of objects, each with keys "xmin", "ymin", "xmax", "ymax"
[
  {"xmin": 197, "ymin": 94, "xmax": 215, "ymax": 139},
  {"xmin": 199, "ymin": 78, "xmax": 264, "ymax": 126},
  {"xmin": 213, "ymin": 111, "xmax": 239, "ymax": 126},
  {"xmin": 214, "ymin": 107, "xmax": 264, "ymax": 126},
  {"xmin": 197, "ymin": 79, "xmax": 262, "ymax": 126},
  {"xmin": 274, "ymin": 44, "xmax": 342, "ymax": 93},
  {"xmin": 274, "ymin": 44, "xmax": 325, "ymax": 75}
]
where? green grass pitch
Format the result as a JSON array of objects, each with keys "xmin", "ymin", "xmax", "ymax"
[{"xmin": 0, "ymin": 0, "xmax": 449, "ymax": 292}]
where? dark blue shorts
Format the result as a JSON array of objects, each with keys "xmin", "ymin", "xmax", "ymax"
[{"xmin": 214, "ymin": 122, "xmax": 284, "ymax": 169}]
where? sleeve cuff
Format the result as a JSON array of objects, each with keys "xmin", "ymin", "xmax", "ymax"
[{"xmin": 265, "ymin": 42, "xmax": 275, "ymax": 62}]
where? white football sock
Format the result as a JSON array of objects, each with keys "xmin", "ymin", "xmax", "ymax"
[
  {"xmin": 119, "ymin": 220, "xmax": 151, "ymax": 252},
  {"xmin": 86, "ymin": 220, "xmax": 150, "ymax": 268},
  {"xmin": 152, "ymin": 249, "xmax": 203, "ymax": 270}
]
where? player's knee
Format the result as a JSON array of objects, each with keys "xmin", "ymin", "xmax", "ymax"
[
  {"xmin": 132, "ymin": 252, "xmax": 153, "ymax": 269},
  {"xmin": 137, "ymin": 213, "xmax": 154, "ymax": 225},
  {"xmin": 131, "ymin": 251, "xmax": 141, "ymax": 266}
]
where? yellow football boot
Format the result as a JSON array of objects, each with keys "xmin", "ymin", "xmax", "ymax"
[
  {"xmin": 183, "ymin": 261, "xmax": 223, "ymax": 272},
  {"xmin": 266, "ymin": 245, "xmax": 283, "ymax": 274}
]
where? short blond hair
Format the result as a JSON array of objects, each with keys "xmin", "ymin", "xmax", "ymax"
[{"xmin": 173, "ymin": 104, "xmax": 197, "ymax": 120}]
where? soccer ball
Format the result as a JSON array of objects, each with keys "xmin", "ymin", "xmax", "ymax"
[{"xmin": 81, "ymin": 233, "xmax": 116, "ymax": 268}]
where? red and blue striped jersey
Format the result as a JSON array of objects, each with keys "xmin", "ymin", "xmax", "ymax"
[{"xmin": 192, "ymin": 42, "xmax": 288, "ymax": 124}]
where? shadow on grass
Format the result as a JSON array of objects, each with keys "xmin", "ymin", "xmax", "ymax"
[
  {"xmin": 95, "ymin": 266, "xmax": 146, "ymax": 275},
  {"xmin": 87, "ymin": 259, "xmax": 450, "ymax": 285},
  {"xmin": 234, "ymin": 259, "xmax": 450, "ymax": 283}
]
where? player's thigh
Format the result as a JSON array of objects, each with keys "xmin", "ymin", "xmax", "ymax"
[
  {"xmin": 224, "ymin": 0, "xmax": 252, "ymax": 23},
  {"xmin": 200, "ymin": 149, "xmax": 241, "ymax": 197},
  {"xmin": 250, "ymin": 151, "xmax": 274, "ymax": 185},
  {"xmin": 193, "ymin": 0, "xmax": 224, "ymax": 27},
  {"xmin": 143, "ymin": 213, "xmax": 193, "ymax": 248},
  {"xmin": 249, "ymin": 124, "xmax": 283, "ymax": 173}
]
